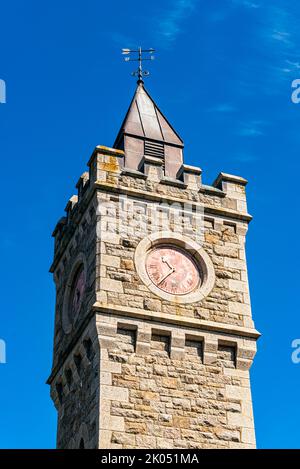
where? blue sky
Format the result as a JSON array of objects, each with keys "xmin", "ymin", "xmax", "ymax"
[{"xmin": 0, "ymin": 0, "xmax": 300, "ymax": 449}]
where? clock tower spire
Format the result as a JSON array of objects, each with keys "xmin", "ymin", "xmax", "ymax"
[{"xmin": 113, "ymin": 80, "xmax": 184, "ymax": 179}]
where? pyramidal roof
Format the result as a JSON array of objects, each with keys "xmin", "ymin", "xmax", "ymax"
[{"xmin": 114, "ymin": 82, "xmax": 183, "ymax": 148}]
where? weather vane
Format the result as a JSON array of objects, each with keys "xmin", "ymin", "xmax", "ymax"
[{"xmin": 122, "ymin": 47, "xmax": 155, "ymax": 83}]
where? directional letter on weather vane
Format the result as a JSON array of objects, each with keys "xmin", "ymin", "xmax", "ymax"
[{"xmin": 122, "ymin": 47, "xmax": 155, "ymax": 83}]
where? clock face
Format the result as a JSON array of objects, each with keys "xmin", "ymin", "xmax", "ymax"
[
  {"xmin": 70, "ymin": 267, "xmax": 86, "ymax": 317},
  {"xmin": 146, "ymin": 245, "xmax": 200, "ymax": 295}
]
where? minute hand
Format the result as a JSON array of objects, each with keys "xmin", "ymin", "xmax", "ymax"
[{"xmin": 158, "ymin": 266, "xmax": 175, "ymax": 285}]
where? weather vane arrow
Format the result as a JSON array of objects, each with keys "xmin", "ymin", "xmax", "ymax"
[{"xmin": 122, "ymin": 47, "xmax": 155, "ymax": 83}]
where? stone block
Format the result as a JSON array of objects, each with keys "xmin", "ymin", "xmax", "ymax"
[
  {"xmin": 173, "ymin": 416, "xmax": 191, "ymax": 428},
  {"xmin": 135, "ymin": 342, "xmax": 151, "ymax": 355},
  {"xmin": 227, "ymin": 412, "xmax": 254, "ymax": 428},
  {"xmin": 101, "ymin": 360, "xmax": 122, "ymax": 373},
  {"xmin": 101, "ymin": 254, "xmax": 120, "ymax": 268},
  {"xmin": 225, "ymin": 384, "xmax": 252, "ymax": 401},
  {"xmin": 99, "ymin": 430, "xmax": 112, "ymax": 449},
  {"xmin": 111, "ymin": 432, "xmax": 135, "ymax": 446},
  {"xmin": 228, "ymin": 279, "xmax": 248, "ymax": 293},
  {"xmin": 170, "ymin": 348, "xmax": 185, "ymax": 360},
  {"xmin": 101, "ymin": 278, "xmax": 123, "ymax": 293},
  {"xmin": 157, "ymin": 438, "xmax": 173, "ymax": 449},
  {"xmin": 214, "ymin": 246, "xmax": 239, "ymax": 258},
  {"xmin": 143, "ymin": 298, "xmax": 161, "ymax": 312},
  {"xmin": 100, "ymin": 371, "xmax": 112, "ymax": 386},
  {"xmin": 135, "ymin": 435, "xmax": 156, "ymax": 448},
  {"xmin": 101, "ymin": 385, "xmax": 129, "ymax": 402},
  {"xmin": 100, "ymin": 413, "xmax": 125, "ymax": 431},
  {"xmin": 241, "ymin": 427, "xmax": 256, "ymax": 445}
]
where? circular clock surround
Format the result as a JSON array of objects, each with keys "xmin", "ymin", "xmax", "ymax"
[
  {"xmin": 62, "ymin": 253, "xmax": 87, "ymax": 334},
  {"xmin": 134, "ymin": 232, "xmax": 215, "ymax": 304}
]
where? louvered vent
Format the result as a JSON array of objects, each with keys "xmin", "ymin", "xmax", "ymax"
[{"xmin": 144, "ymin": 141, "xmax": 164, "ymax": 159}]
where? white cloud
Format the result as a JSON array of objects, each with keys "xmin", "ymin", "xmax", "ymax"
[
  {"xmin": 271, "ymin": 30, "xmax": 291, "ymax": 45},
  {"xmin": 282, "ymin": 60, "xmax": 300, "ymax": 75},
  {"xmin": 286, "ymin": 60, "xmax": 300, "ymax": 69},
  {"xmin": 262, "ymin": 5, "xmax": 296, "ymax": 51},
  {"xmin": 157, "ymin": 0, "xmax": 198, "ymax": 45},
  {"xmin": 237, "ymin": 120, "xmax": 267, "ymax": 137}
]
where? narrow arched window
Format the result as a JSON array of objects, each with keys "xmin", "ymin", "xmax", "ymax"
[{"xmin": 79, "ymin": 438, "xmax": 85, "ymax": 449}]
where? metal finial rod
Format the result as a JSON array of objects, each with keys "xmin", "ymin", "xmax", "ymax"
[{"xmin": 122, "ymin": 47, "xmax": 155, "ymax": 83}]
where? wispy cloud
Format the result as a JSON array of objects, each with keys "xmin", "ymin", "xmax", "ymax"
[
  {"xmin": 207, "ymin": 103, "xmax": 237, "ymax": 113},
  {"xmin": 263, "ymin": 6, "xmax": 295, "ymax": 46},
  {"xmin": 208, "ymin": 0, "xmax": 260, "ymax": 23},
  {"xmin": 238, "ymin": 127, "xmax": 263, "ymax": 137},
  {"xmin": 225, "ymin": 2, "xmax": 300, "ymax": 92},
  {"xmin": 157, "ymin": 0, "xmax": 198, "ymax": 46},
  {"xmin": 286, "ymin": 60, "xmax": 300, "ymax": 70},
  {"xmin": 231, "ymin": 0, "xmax": 260, "ymax": 8},
  {"xmin": 271, "ymin": 30, "xmax": 291, "ymax": 45},
  {"xmin": 259, "ymin": 5, "xmax": 299, "ymax": 79},
  {"xmin": 237, "ymin": 120, "xmax": 267, "ymax": 137},
  {"xmin": 109, "ymin": 32, "xmax": 136, "ymax": 48}
]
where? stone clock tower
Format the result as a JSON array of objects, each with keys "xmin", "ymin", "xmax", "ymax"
[{"xmin": 48, "ymin": 79, "xmax": 259, "ymax": 449}]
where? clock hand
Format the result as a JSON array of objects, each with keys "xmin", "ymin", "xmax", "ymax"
[
  {"xmin": 161, "ymin": 256, "xmax": 174, "ymax": 271},
  {"xmin": 157, "ymin": 266, "xmax": 175, "ymax": 285}
]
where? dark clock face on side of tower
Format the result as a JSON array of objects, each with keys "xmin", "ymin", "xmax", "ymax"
[
  {"xmin": 146, "ymin": 245, "xmax": 201, "ymax": 295},
  {"xmin": 70, "ymin": 267, "xmax": 86, "ymax": 317}
]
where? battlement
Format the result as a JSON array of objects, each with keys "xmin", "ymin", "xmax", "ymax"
[{"xmin": 51, "ymin": 145, "xmax": 251, "ymax": 265}]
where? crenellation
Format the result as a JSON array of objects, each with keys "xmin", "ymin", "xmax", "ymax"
[
  {"xmin": 138, "ymin": 155, "xmax": 164, "ymax": 181},
  {"xmin": 76, "ymin": 172, "xmax": 90, "ymax": 200},
  {"xmin": 64, "ymin": 195, "xmax": 78, "ymax": 222},
  {"xmin": 177, "ymin": 163, "xmax": 202, "ymax": 189},
  {"xmin": 51, "ymin": 149, "xmax": 253, "ymax": 266}
]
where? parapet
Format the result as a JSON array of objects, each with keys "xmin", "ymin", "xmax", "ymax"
[{"xmin": 51, "ymin": 145, "xmax": 251, "ymax": 266}]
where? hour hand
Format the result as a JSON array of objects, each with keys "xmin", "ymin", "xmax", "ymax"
[{"xmin": 161, "ymin": 256, "xmax": 174, "ymax": 271}]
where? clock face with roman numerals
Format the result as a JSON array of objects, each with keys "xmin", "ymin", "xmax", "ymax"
[{"xmin": 146, "ymin": 245, "xmax": 201, "ymax": 295}]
